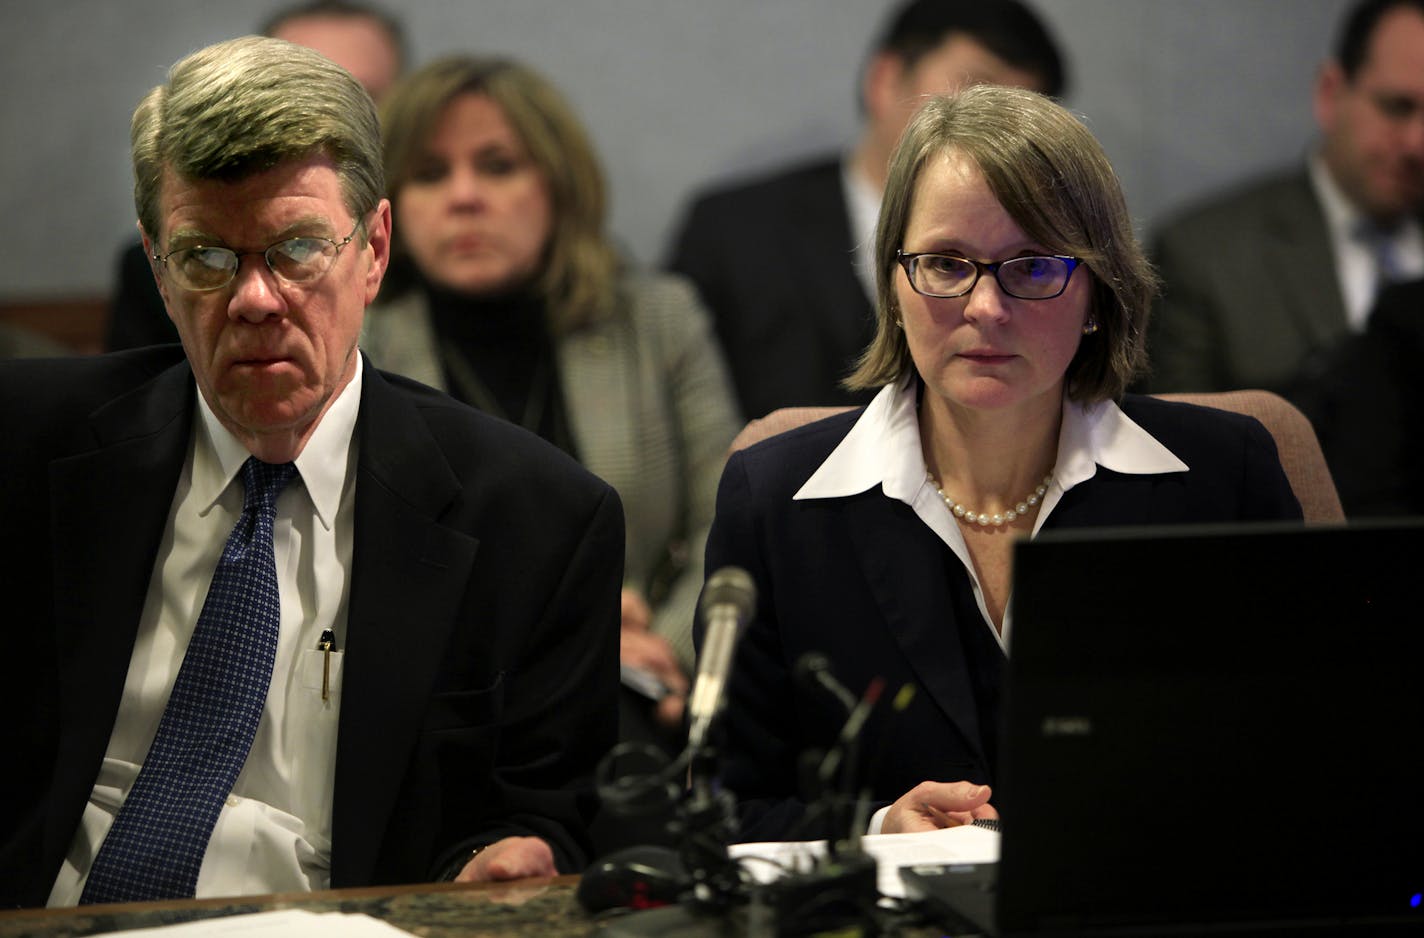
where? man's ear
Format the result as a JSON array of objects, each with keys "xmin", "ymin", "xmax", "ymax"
[
  {"xmin": 1314, "ymin": 60, "xmax": 1346, "ymax": 133},
  {"xmin": 863, "ymin": 50, "xmax": 908, "ymax": 128},
  {"xmin": 362, "ymin": 199, "xmax": 393, "ymax": 306},
  {"xmin": 138, "ymin": 223, "xmax": 174, "ymax": 313}
]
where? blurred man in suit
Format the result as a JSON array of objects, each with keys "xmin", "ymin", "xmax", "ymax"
[
  {"xmin": 261, "ymin": 0, "xmax": 405, "ymax": 104},
  {"xmin": 1147, "ymin": 0, "xmax": 1424, "ymax": 394},
  {"xmin": 1291, "ymin": 277, "xmax": 1424, "ymax": 516},
  {"xmin": 0, "ymin": 35, "xmax": 621, "ymax": 908},
  {"xmin": 667, "ymin": 0, "xmax": 1065, "ymax": 419},
  {"xmin": 106, "ymin": 0, "xmax": 408, "ymax": 352}
]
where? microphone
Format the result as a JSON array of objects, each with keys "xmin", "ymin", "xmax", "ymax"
[
  {"xmin": 795, "ymin": 653, "xmax": 880, "ymax": 848},
  {"xmin": 794, "ymin": 651, "xmax": 857, "ymax": 714},
  {"xmin": 687, "ymin": 566, "xmax": 757, "ymax": 751},
  {"xmin": 793, "ymin": 652, "xmax": 878, "ymax": 786},
  {"xmin": 793, "ymin": 652, "xmax": 910, "ymax": 851},
  {"xmin": 819, "ymin": 677, "xmax": 882, "ymax": 790}
]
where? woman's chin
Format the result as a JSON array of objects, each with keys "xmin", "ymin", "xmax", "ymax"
[
  {"xmin": 927, "ymin": 375, "xmax": 1067, "ymax": 420},
  {"xmin": 422, "ymin": 258, "xmax": 531, "ymax": 298},
  {"xmin": 931, "ymin": 374, "xmax": 1021, "ymax": 410},
  {"xmin": 434, "ymin": 273, "xmax": 528, "ymax": 298}
]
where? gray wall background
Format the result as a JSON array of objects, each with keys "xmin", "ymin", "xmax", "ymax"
[{"xmin": 0, "ymin": 0, "xmax": 1352, "ymax": 302}]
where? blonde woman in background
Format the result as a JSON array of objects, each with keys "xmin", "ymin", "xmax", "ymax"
[{"xmin": 363, "ymin": 56, "xmax": 741, "ymax": 760}]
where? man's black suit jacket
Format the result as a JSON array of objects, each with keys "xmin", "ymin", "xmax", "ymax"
[
  {"xmin": 0, "ymin": 346, "xmax": 623, "ymax": 908},
  {"xmin": 668, "ymin": 157, "xmax": 876, "ymax": 419},
  {"xmin": 701, "ymin": 395, "xmax": 1302, "ymax": 842}
]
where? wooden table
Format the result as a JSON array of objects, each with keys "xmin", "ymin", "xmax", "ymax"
[
  {"xmin": 0, "ymin": 875, "xmax": 949, "ymax": 937},
  {"xmin": 0, "ymin": 877, "xmax": 602, "ymax": 937}
]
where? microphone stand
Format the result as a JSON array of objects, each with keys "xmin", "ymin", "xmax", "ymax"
[
  {"xmin": 680, "ymin": 743, "xmax": 745, "ymax": 904},
  {"xmin": 593, "ymin": 737, "xmax": 750, "ymax": 937},
  {"xmin": 594, "ymin": 567, "xmax": 759, "ymax": 936},
  {"xmin": 742, "ymin": 657, "xmax": 885, "ymax": 936},
  {"xmin": 593, "ymin": 667, "xmax": 892, "ymax": 936}
]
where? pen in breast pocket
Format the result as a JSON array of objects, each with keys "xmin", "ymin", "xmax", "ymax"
[{"xmin": 318, "ymin": 627, "xmax": 336, "ymax": 701}]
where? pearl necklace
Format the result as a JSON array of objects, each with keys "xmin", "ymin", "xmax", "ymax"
[{"xmin": 926, "ymin": 468, "xmax": 1053, "ymax": 527}]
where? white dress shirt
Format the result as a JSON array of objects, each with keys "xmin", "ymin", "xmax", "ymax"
[
  {"xmin": 48, "ymin": 360, "xmax": 363, "ymax": 905},
  {"xmin": 842, "ymin": 156, "xmax": 882, "ymax": 304},
  {"xmin": 1310, "ymin": 152, "xmax": 1424, "ymax": 331}
]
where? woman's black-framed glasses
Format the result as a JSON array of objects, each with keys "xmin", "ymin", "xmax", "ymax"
[{"xmin": 897, "ymin": 251, "xmax": 1081, "ymax": 300}]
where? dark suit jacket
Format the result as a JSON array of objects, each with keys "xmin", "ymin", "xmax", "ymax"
[
  {"xmin": 1147, "ymin": 168, "xmax": 1349, "ymax": 394},
  {"xmin": 0, "ymin": 346, "xmax": 623, "ymax": 908},
  {"xmin": 1290, "ymin": 277, "xmax": 1424, "ymax": 517},
  {"xmin": 106, "ymin": 240, "xmax": 180, "ymax": 350},
  {"xmin": 701, "ymin": 396, "xmax": 1302, "ymax": 842},
  {"xmin": 668, "ymin": 157, "xmax": 876, "ymax": 419}
]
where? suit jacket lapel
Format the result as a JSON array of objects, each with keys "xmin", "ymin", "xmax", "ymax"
[
  {"xmin": 1045, "ymin": 468, "xmax": 1158, "ymax": 529},
  {"xmin": 789, "ymin": 165, "xmax": 875, "ymax": 373},
  {"xmin": 44, "ymin": 363, "xmax": 194, "ymax": 872},
  {"xmin": 843, "ymin": 495, "xmax": 987, "ymax": 766},
  {"xmin": 1266, "ymin": 175, "xmax": 1348, "ymax": 348},
  {"xmin": 332, "ymin": 365, "xmax": 478, "ymax": 886}
]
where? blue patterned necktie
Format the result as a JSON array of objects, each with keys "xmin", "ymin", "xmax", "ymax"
[
  {"xmin": 1358, "ymin": 220, "xmax": 1405, "ymax": 298},
  {"xmin": 80, "ymin": 457, "xmax": 298, "ymax": 904}
]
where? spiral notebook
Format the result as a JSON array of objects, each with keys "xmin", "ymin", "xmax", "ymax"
[{"xmin": 903, "ymin": 519, "xmax": 1424, "ymax": 936}]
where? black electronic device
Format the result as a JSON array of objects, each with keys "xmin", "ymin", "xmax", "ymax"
[
  {"xmin": 909, "ymin": 519, "xmax": 1424, "ymax": 936},
  {"xmin": 577, "ymin": 845, "xmax": 687, "ymax": 914}
]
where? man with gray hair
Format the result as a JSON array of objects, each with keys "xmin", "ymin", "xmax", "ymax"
[
  {"xmin": 106, "ymin": 0, "xmax": 409, "ymax": 352},
  {"xmin": 0, "ymin": 36, "xmax": 622, "ymax": 907}
]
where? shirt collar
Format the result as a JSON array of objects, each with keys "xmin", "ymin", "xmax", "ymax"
[
  {"xmin": 795, "ymin": 378, "xmax": 1187, "ymax": 652},
  {"xmin": 794, "ymin": 376, "xmax": 915, "ymax": 502},
  {"xmin": 1310, "ymin": 148, "xmax": 1424, "ymax": 251},
  {"xmin": 1310, "ymin": 149, "xmax": 1367, "ymax": 244},
  {"xmin": 192, "ymin": 356, "xmax": 363, "ymax": 529},
  {"xmin": 795, "ymin": 378, "xmax": 1188, "ymax": 509},
  {"xmin": 1054, "ymin": 395, "xmax": 1189, "ymax": 493},
  {"xmin": 842, "ymin": 155, "xmax": 882, "ymax": 303}
]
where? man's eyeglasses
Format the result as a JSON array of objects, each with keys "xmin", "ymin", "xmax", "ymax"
[
  {"xmin": 152, "ymin": 222, "xmax": 362, "ymax": 292},
  {"xmin": 897, "ymin": 251, "xmax": 1081, "ymax": 300}
]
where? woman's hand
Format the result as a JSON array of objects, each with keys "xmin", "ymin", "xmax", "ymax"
[
  {"xmin": 619, "ymin": 589, "xmax": 689, "ymax": 727},
  {"xmin": 882, "ymin": 780, "xmax": 997, "ymax": 834},
  {"xmin": 620, "ymin": 589, "xmax": 652, "ymax": 633}
]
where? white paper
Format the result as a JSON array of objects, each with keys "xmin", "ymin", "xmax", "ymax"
[
  {"xmin": 727, "ymin": 824, "xmax": 999, "ymax": 899},
  {"xmin": 96, "ymin": 909, "xmax": 417, "ymax": 937}
]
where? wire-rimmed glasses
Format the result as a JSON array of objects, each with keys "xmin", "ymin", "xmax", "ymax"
[{"xmin": 152, "ymin": 222, "xmax": 363, "ymax": 292}]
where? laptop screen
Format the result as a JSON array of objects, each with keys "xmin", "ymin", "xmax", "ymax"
[{"xmin": 997, "ymin": 519, "xmax": 1423, "ymax": 934}]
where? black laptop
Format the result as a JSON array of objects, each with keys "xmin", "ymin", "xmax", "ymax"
[{"xmin": 903, "ymin": 519, "xmax": 1424, "ymax": 936}]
